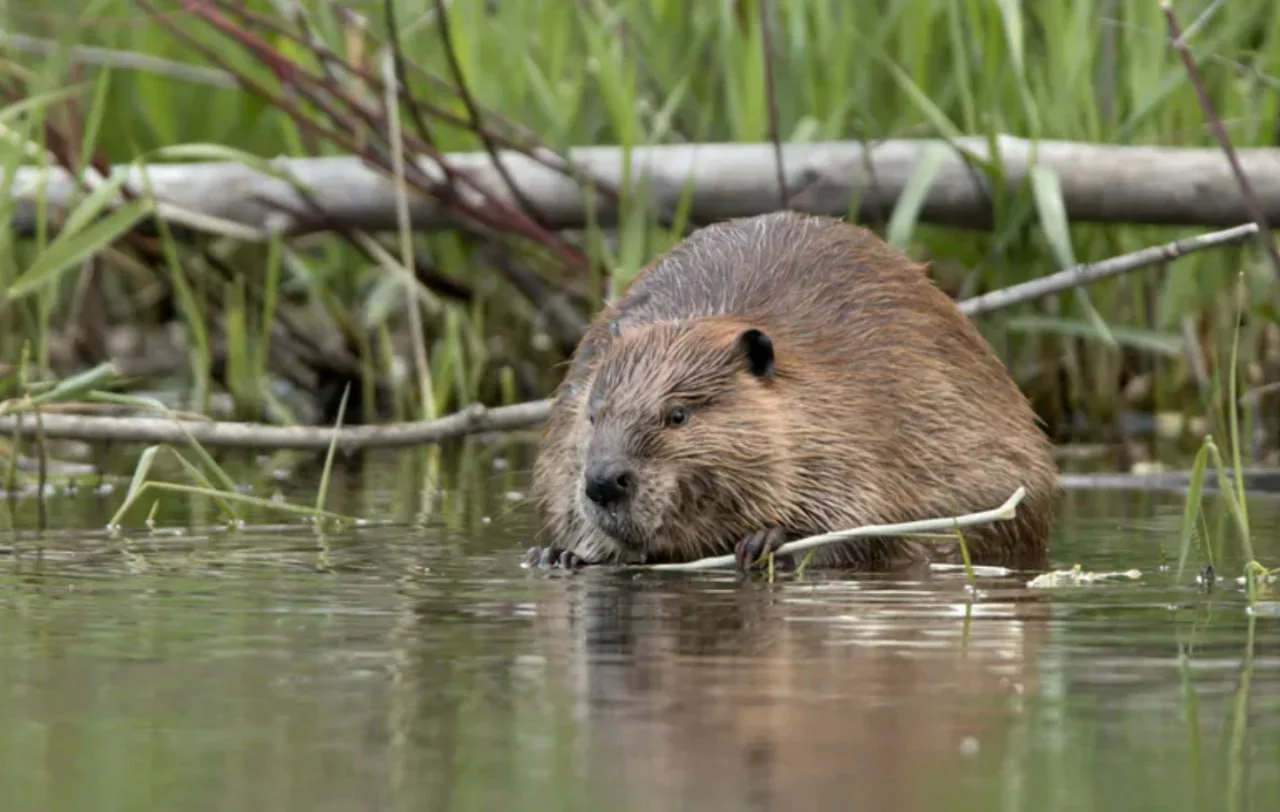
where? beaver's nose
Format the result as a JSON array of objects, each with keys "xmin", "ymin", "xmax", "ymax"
[{"xmin": 583, "ymin": 461, "xmax": 636, "ymax": 507}]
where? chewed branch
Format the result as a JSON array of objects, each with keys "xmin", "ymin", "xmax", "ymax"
[{"xmin": 642, "ymin": 487, "xmax": 1028, "ymax": 572}]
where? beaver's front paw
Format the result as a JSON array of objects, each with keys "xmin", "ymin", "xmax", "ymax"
[
  {"xmin": 734, "ymin": 527, "xmax": 792, "ymax": 572},
  {"xmin": 523, "ymin": 545, "xmax": 587, "ymax": 570}
]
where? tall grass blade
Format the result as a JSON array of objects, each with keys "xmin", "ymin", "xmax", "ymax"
[
  {"xmin": 23, "ymin": 362, "xmax": 117, "ymax": 408},
  {"xmin": 122, "ymin": 481, "xmax": 356, "ymax": 525},
  {"xmin": 1004, "ymin": 316, "xmax": 1182, "ymax": 356},
  {"xmin": 110, "ymin": 444, "xmax": 162, "ymax": 528},
  {"xmin": 1175, "ymin": 437, "xmax": 1212, "ymax": 582},
  {"xmin": 1205, "ymin": 440, "xmax": 1254, "ymax": 566},
  {"xmin": 887, "ymin": 142, "xmax": 947, "ymax": 249},
  {"xmin": 1226, "ymin": 274, "xmax": 1249, "ymax": 534},
  {"xmin": 1029, "ymin": 165, "xmax": 1115, "ymax": 348},
  {"xmin": 0, "ymin": 84, "xmax": 88, "ymax": 128},
  {"xmin": 881, "ymin": 58, "xmax": 967, "ymax": 146},
  {"xmin": 315, "ymin": 383, "xmax": 350, "ymax": 516},
  {"xmin": 6, "ymin": 197, "xmax": 153, "ymax": 299},
  {"xmin": 77, "ymin": 65, "xmax": 113, "ymax": 175}
]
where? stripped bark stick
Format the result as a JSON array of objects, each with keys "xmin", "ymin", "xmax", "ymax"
[{"xmin": 645, "ymin": 488, "xmax": 1028, "ymax": 572}]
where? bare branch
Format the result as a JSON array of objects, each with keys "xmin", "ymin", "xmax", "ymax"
[
  {"xmin": 0, "ymin": 400, "xmax": 552, "ymax": 452},
  {"xmin": 958, "ymin": 222, "xmax": 1261, "ymax": 317}
]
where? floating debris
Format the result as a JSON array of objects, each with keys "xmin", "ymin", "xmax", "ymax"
[
  {"xmin": 931, "ymin": 563, "xmax": 1014, "ymax": 578},
  {"xmin": 1026, "ymin": 564, "xmax": 1143, "ymax": 589},
  {"xmin": 1235, "ymin": 573, "xmax": 1278, "ymax": 587}
]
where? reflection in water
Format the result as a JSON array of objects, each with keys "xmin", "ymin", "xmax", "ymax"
[
  {"xmin": 0, "ymin": 448, "xmax": 1278, "ymax": 812},
  {"xmin": 528, "ymin": 569, "xmax": 1051, "ymax": 812}
]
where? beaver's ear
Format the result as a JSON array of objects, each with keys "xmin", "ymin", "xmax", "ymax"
[{"xmin": 737, "ymin": 328, "xmax": 775, "ymax": 378}]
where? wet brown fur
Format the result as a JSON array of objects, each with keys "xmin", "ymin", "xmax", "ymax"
[{"xmin": 531, "ymin": 211, "xmax": 1060, "ymax": 570}]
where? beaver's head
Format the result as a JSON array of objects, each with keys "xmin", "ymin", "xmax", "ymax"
[{"xmin": 571, "ymin": 316, "xmax": 793, "ymax": 562}]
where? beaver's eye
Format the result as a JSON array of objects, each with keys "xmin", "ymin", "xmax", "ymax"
[{"xmin": 665, "ymin": 405, "xmax": 691, "ymax": 428}]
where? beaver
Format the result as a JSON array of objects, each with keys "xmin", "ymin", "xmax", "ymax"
[{"xmin": 524, "ymin": 210, "xmax": 1060, "ymax": 572}]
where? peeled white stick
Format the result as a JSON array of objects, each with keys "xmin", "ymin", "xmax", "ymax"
[{"xmin": 644, "ymin": 487, "xmax": 1027, "ymax": 572}]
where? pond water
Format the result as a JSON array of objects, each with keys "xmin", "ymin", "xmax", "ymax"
[{"xmin": 1, "ymin": 442, "xmax": 1278, "ymax": 812}]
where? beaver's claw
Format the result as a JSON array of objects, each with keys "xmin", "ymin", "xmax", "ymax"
[
  {"xmin": 523, "ymin": 545, "xmax": 586, "ymax": 570},
  {"xmin": 734, "ymin": 527, "xmax": 791, "ymax": 572}
]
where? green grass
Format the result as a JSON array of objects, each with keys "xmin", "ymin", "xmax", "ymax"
[
  {"xmin": 1175, "ymin": 272, "xmax": 1276, "ymax": 604},
  {"xmin": 0, "ymin": 348, "xmax": 362, "ymax": 530},
  {"xmin": 0, "ymin": 0, "xmax": 1278, "ymax": 512}
]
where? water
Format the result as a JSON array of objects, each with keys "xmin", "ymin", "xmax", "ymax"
[{"xmin": 1, "ymin": 445, "xmax": 1278, "ymax": 812}]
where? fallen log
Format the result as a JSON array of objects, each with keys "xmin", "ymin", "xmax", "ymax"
[{"xmin": 10, "ymin": 137, "xmax": 1280, "ymax": 237}]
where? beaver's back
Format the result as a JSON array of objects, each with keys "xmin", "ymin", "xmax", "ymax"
[{"xmin": 608, "ymin": 211, "xmax": 923, "ymax": 331}]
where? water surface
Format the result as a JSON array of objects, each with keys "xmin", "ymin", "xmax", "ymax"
[{"xmin": 1, "ymin": 445, "xmax": 1278, "ymax": 812}]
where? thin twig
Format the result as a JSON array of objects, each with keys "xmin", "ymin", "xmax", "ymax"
[
  {"xmin": 209, "ymin": 0, "xmax": 579, "ymax": 266},
  {"xmin": 758, "ymin": 0, "xmax": 787, "ymax": 210},
  {"xmin": 375, "ymin": 0, "xmax": 458, "ymax": 204},
  {"xmin": 160, "ymin": 0, "xmax": 590, "ymax": 270},
  {"xmin": 219, "ymin": 0, "xmax": 619, "ymax": 203},
  {"xmin": 266, "ymin": 0, "xmax": 342, "ymax": 157},
  {"xmin": 643, "ymin": 487, "xmax": 1027, "ymax": 571},
  {"xmin": 429, "ymin": 0, "xmax": 548, "ymax": 225},
  {"xmin": 221, "ymin": 0, "xmax": 551, "ymax": 150},
  {"xmin": 1162, "ymin": 2, "xmax": 1280, "ymax": 279},
  {"xmin": 959, "ymin": 222, "xmax": 1261, "ymax": 317}
]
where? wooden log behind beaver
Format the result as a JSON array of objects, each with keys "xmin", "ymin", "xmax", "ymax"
[{"xmin": 525, "ymin": 211, "xmax": 1060, "ymax": 572}]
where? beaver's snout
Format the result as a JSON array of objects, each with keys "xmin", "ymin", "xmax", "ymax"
[{"xmin": 583, "ymin": 459, "xmax": 637, "ymax": 508}]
